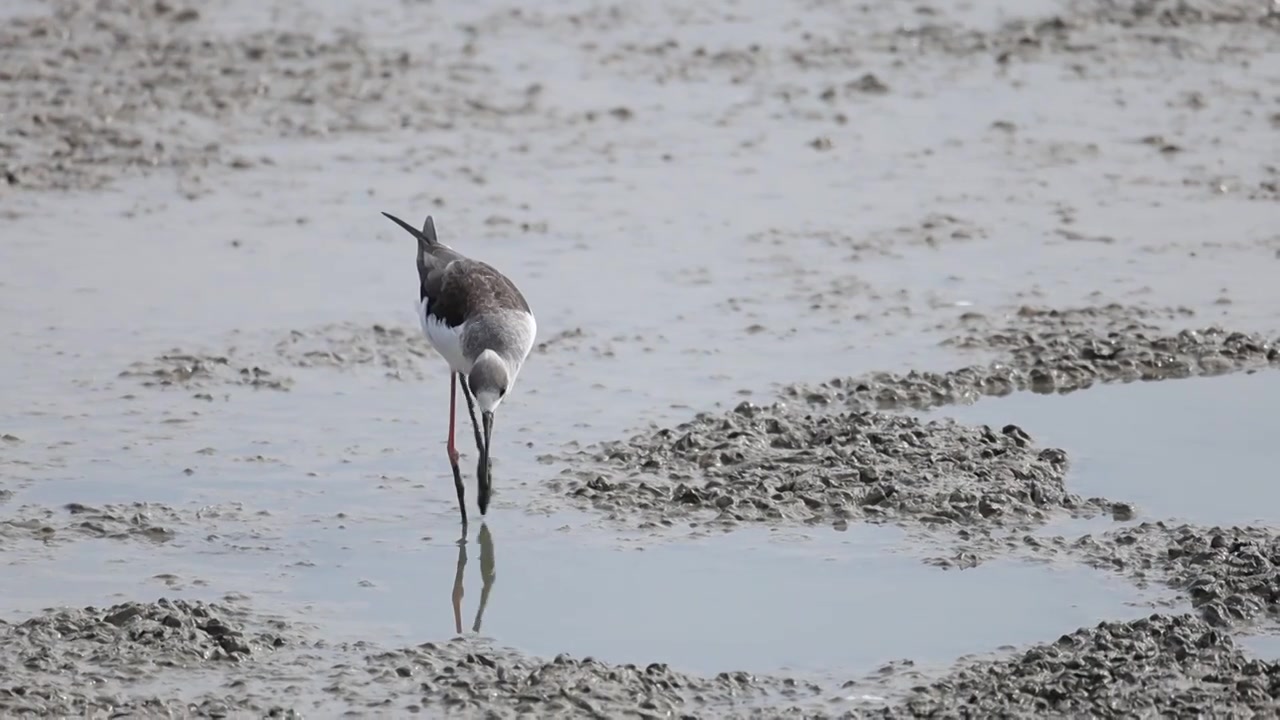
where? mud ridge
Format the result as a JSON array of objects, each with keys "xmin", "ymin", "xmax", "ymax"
[
  {"xmin": 790, "ymin": 313, "xmax": 1279, "ymax": 411},
  {"xmin": 0, "ymin": 598, "xmax": 824, "ymax": 717},
  {"xmin": 1013, "ymin": 522, "xmax": 1280, "ymax": 630},
  {"xmin": 555, "ymin": 403, "xmax": 1095, "ymax": 531},
  {"xmin": 880, "ymin": 613, "xmax": 1280, "ymax": 717},
  {"xmin": 0, "ymin": 0, "xmax": 533, "ymax": 192}
]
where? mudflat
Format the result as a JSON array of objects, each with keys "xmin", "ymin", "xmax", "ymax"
[{"xmin": 2, "ymin": 0, "xmax": 1279, "ymax": 716}]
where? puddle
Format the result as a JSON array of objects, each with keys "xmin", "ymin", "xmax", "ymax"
[
  {"xmin": 0, "ymin": 364, "xmax": 1167, "ymax": 678},
  {"xmin": 2, "ymin": 512, "xmax": 1160, "ymax": 678},
  {"xmin": 1240, "ymin": 632, "xmax": 1280, "ymax": 661},
  {"xmin": 920, "ymin": 371, "xmax": 1280, "ymax": 527}
]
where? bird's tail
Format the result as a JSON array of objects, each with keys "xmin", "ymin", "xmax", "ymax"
[{"xmin": 381, "ymin": 211, "xmax": 439, "ymax": 246}]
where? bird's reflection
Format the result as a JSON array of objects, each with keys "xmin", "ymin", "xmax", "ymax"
[{"xmin": 451, "ymin": 523, "xmax": 496, "ymax": 634}]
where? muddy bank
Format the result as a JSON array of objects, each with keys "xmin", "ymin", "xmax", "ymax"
[
  {"xmin": 881, "ymin": 613, "xmax": 1280, "ymax": 718},
  {"xmin": 0, "ymin": 598, "xmax": 821, "ymax": 718},
  {"xmin": 556, "ymin": 309, "xmax": 1275, "ymax": 531},
  {"xmin": 115, "ymin": 323, "xmax": 437, "ymax": 393},
  {"xmin": 0, "ymin": 501, "xmax": 274, "ymax": 550},
  {"xmin": 558, "ymin": 405, "xmax": 1092, "ymax": 532},
  {"xmin": 7, "ymin": 596, "xmax": 1278, "ymax": 717},
  {"xmin": 1010, "ymin": 522, "xmax": 1280, "ymax": 630},
  {"xmin": 0, "ymin": 0, "xmax": 466, "ymax": 192},
  {"xmin": 792, "ymin": 307, "xmax": 1279, "ymax": 411},
  {"xmin": 1, "ymin": 502, "xmax": 181, "ymax": 546}
]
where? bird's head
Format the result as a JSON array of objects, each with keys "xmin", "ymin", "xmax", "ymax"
[
  {"xmin": 468, "ymin": 350, "xmax": 511, "ymax": 417},
  {"xmin": 468, "ymin": 350, "xmax": 511, "ymax": 516}
]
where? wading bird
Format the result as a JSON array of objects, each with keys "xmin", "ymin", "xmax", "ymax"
[{"xmin": 381, "ymin": 211, "xmax": 536, "ymax": 524}]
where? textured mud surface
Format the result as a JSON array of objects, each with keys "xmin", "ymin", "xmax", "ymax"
[
  {"xmin": 1, "ymin": 502, "xmax": 180, "ymax": 545},
  {"xmin": 0, "ymin": 0, "xmax": 432, "ymax": 192},
  {"xmin": 796, "ymin": 307, "xmax": 1280, "ymax": 411},
  {"xmin": 883, "ymin": 613, "xmax": 1280, "ymax": 718},
  {"xmin": 558, "ymin": 308, "xmax": 1277, "ymax": 532},
  {"xmin": 116, "ymin": 323, "xmax": 433, "ymax": 392},
  {"xmin": 0, "ymin": 599, "xmax": 820, "ymax": 718},
  {"xmin": 4, "ymin": 0, "xmax": 1280, "ymax": 716},
  {"xmin": 1016, "ymin": 522, "xmax": 1280, "ymax": 629},
  {"xmin": 559, "ymin": 406, "xmax": 1086, "ymax": 531}
]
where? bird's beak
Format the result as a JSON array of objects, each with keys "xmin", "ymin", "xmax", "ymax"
[{"xmin": 478, "ymin": 411, "xmax": 493, "ymax": 515}]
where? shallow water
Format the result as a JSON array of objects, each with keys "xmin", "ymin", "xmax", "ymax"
[
  {"xmin": 5, "ymin": 507, "xmax": 1160, "ymax": 677},
  {"xmin": 2, "ymin": 0, "xmax": 1279, "ymax": 708},
  {"xmin": 919, "ymin": 371, "xmax": 1280, "ymax": 527},
  {"xmin": 1241, "ymin": 632, "xmax": 1280, "ymax": 661},
  {"xmin": 1, "ymin": 362, "xmax": 1167, "ymax": 676}
]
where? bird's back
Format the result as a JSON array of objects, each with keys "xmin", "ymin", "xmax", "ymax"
[
  {"xmin": 423, "ymin": 251, "xmax": 530, "ymax": 327},
  {"xmin": 420, "ymin": 248, "xmax": 534, "ymax": 374},
  {"xmin": 382, "ymin": 211, "xmax": 535, "ymax": 374}
]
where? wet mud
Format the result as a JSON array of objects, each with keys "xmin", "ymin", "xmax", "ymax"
[
  {"xmin": 4, "ymin": 0, "xmax": 1280, "ymax": 716},
  {"xmin": 0, "ymin": 598, "xmax": 820, "ymax": 718},
  {"xmin": 799, "ymin": 306, "xmax": 1280, "ymax": 411},
  {"xmin": 561, "ymin": 406, "xmax": 1084, "ymax": 530},
  {"xmin": 884, "ymin": 613, "xmax": 1280, "ymax": 717},
  {"xmin": 560, "ymin": 307, "xmax": 1277, "ymax": 532}
]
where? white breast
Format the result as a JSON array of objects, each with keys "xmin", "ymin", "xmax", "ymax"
[{"xmin": 419, "ymin": 297, "xmax": 470, "ymax": 373}]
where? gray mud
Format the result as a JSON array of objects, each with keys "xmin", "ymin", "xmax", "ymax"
[
  {"xmin": 0, "ymin": 0, "xmax": 433, "ymax": 192},
  {"xmin": 0, "ymin": 598, "xmax": 820, "ymax": 718},
  {"xmin": 560, "ymin": 405, "xmax": 1086, "ymax": 531},
  {"xmin": 559, "ymin": 309, "xmax": 1276, "ymax": 532},
  {"xmin": 4, "ymin": 0, "xmax": 1280, "ymax": 716},
  {"xmin": 116, "ymin": 323, "xmax": 432, "ymax": 392},
  {"xmin": 883, "ymin": 613, "xmax": 1280, "ymax": 718},
  {"xmin": 1, "ymin": 502, "xmax": 180, "ymax": 545},
  {"xmin": 1026, "ymin": 522, "xmax": 1280, "ymax": 629},
  {"xmin": 795, "ymin": 307, "xmax": 1280, "ymax": 411}
]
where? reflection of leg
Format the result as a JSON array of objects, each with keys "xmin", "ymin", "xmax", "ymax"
[
  {"xmin": 472, "ymin": 523, "xmax": 497, "ymax": 632},
  {"xmin": 451, "ymin": 529, "xmax": 467, "ymax": 635}
]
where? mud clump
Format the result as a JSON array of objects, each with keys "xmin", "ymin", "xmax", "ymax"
[
  {"xmin": 1, "ymin": 502, "xmax": 180, "ymax": 545},
  {"xmin": 883, "ymin": 613, "xmax": 1280, "ymax": 717},
  {"xmin": 119, "ymin": 352, "xmax": 292, "ymax": 391},
  {"xmin": 0, "ymin": 599, "xmax": 290, "ymax": 716},
  {"xmin": 0, "ymin": 599, "xmax": 819, "ymax": 717},
  {"xmin": 891, "ymin": 0, "xmax": 1275, "ymax": 60},
  {"xmin": 0, "ymin": 0, "xmax": 416, "ymax": 191},
  {"xmin": 1059, "ymin": 523, "xmax": 1280, "ymax": 629},
  {"xmin": 792, "ymin": 311, "xmax": 1279, "ymax": 411},
  {"xmin": 271, "ymin": 323, "xmax": 432, "ymax": 380},
  {"xmin": 351, "ymin": 647, "xmax": 817, "ymax": 717},
  {"xmin": 561, "ymin": 403, "xmax": 1090, "ymax": 530}
]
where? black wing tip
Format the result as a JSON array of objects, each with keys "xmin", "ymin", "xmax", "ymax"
[
  {"xmin": 421, "ymin": 215, "xmax": 438, "ymax": 244},
  {"xmin": 381, "ymin": 210, "xmax": 437, "ymax": 246}
]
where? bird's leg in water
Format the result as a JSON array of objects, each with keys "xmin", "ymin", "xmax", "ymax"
[
  {"xmin": 460, "ymin": 377, "xmax": 493, "ymax": 512},
  {"xmin": 447, "ymin": 373, "xmax": 467, "ymax": 526}
]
